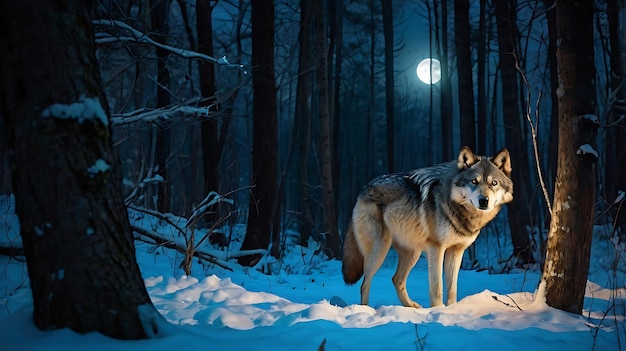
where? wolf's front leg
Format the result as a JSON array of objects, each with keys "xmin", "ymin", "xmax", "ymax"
[
  {"xmin": 444, "ymin": 245, "xmax": 466, "ymax": 305},
  {"xmin": 427, "ymin": 246, "xmax": 445, "ymax": 307}
]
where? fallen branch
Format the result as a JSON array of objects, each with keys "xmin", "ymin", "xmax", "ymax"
[
  {"xmin": 133, "ymin": 225, "xmax": 266, "ymax": 269},
  {"xmin": 133, "ymin": 225, "xmax": 232, "ymax": 271}
]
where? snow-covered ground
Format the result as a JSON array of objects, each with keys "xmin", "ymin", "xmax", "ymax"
[{"xmin": 0, "ymin": 194, "xmax": 624, "ymax": 350}]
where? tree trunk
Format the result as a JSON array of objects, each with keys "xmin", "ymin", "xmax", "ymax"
[
  {"xmin": 366, "ymin": 0, "xmax": 376, "ymax": 177},
  {"xmin": 438, "ymin": 0, "xmax": 453, "ymax": 161},
  {"xmin": 494, "ymin": 0, "xmax": 535, "ymax": 265},
  {"xmin": 0, "ymin": 0, "xmax": 161, "ymax": 339},
  {"xmin": 454, "ymin": 0, "xmax": 476, "ymax": 151},
  {"xmin": 152, "ymin": 0, "xmax": 171, "ymax": 213},
  {"xmin": 381, "ymin": 0, "xmax": 395, "ymax": 172},
  {"xmin": 331, "ymin": 0, "xmax": 344, "ymax": 222},
  {"xmin": 605, "ymin": 0, "xmax": 626, "ymax": 236},
  {"xmin": 542, "ymin": 0, "xmax": 597, "ymax": 314},
  {"xmin": 239, "ymin": 0, "xmax": 279, "ymax": 266},
  {"xmin": 313, "ymin": 0, "xmax": 341, "ymax": 259},
  {"xmin": 197, "ymin": 0, "xmax": 220, "ymax": 201},
  {"xmin": 295, "ymin": 0, "xmax": 314, "ymax": 247},
  {"xmin": 476, "ymin": 0, "xmax": 488, "ymax": 154}
]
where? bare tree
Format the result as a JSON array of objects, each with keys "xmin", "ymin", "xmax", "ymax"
[
  {"xmin": 605, "ymin": 0, "xmax": 626, "ymax": 236},
  {"xmin": 152, "ymin": 0, "xmax": 172, "ymax": 213},
  {"xmin": 454, "ymin": 0, "xmax": 476, "ymax": 151},
  {"xmin": 381, "ymin": 0, "xmax": 395, "ymax": 172},
  {"xmin": 494, "ymin": 0, "xmax": 535, "ymax": 265},
  {"xmin": 239, "ymin": 0, "xmax": 280, "ymax": 265},
  {"xmin": 330, "ymin": 0, "xmax": 344, "ymax": 217},
  {"xmin": 197, "ymin": 0, "xmax": 221, "ymax": 215},
  {"xmin": 476, "ymin": 0, "xmax": 488, "ymax": 154},
  {"xmin": 544, "ymin": 0, "xmax": 559, "ymax": 205},
  {"xmin": 295, "ymin": 0, "xmax": 314, "ymax": 247},
  {"xmin": 437, "ymin": 0, "xmax": 453, "ymax": 160},
  {"xmin": 0, "ymin": 0, "xmax": 162, "ymax": 338},
  {"xmin": 541, "ymin": 0, "xmax": 597, "ymax": 314},
  {"xmin": 313, "ymin": 0, "xmax": 341, "ymax": 259}
]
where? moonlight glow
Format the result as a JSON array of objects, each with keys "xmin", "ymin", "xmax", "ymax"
[{"xmin": 416, "ymin": 58, "xmax": 441, "ymax": 84}]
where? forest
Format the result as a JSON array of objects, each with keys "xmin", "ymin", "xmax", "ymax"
[
  {"xmin": 76, "ymin": 0, "xmax": 623, "ymax": 268},
  {"xmin": 0, "ymin": 0, "xmax": 625, "ymax": 345}
]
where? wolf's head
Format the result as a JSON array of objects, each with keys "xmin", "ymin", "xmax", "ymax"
[{"xmin": 452, "ymin": 146, "xmax": 514, "ymax": 211}]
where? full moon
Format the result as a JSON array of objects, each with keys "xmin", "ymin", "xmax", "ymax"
[{"xmin": 416, "ymin": 58, "xmax": 441, "ymax": 84}]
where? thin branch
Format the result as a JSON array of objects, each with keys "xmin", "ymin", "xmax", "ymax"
[
  {"xmin": 93, "ymin": 19, "xmax": 247, "ymax": 72},
  {"xmin": 515, "ymin": 59, "xmax": 553, "ymax": 216},
  {"xmin": 110, "ymin": 104, "xmax": 216, "ymax": 126}
]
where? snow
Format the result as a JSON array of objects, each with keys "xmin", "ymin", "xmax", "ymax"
[
  {"xmin": 615, "ymin": 191, "xmax": 625, "ymax": 204},
  {"xmin": 87, "ymin": 159, "xmax": 111, "ymax": 176},
  {"xmin": 41, "ymin": 95, "xmax": 108, "ymax": 126},
  {"xmin": 0, "ymin": 194, "xmax": 624, "ymax": 350},
  {"xmin": 581, "ymin": 114, "xmax": 599, "ymax": 125},
  {"xmin": 577, "ymin": 144, "xmax": 599, "ymax": 158}
]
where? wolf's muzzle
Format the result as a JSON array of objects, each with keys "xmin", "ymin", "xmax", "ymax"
[{"xmin": 478, "ymin": 196, "xmax": 489, "ymax": 209}]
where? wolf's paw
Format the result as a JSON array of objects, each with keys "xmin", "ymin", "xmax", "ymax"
[{"xmin": 403, "ymin": 300, "xmax": 422, "ymax": 308}]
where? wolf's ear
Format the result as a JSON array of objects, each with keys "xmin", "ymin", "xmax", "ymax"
[
  {"xmin": 457, "ymin": 146, "xmax": 479, "ymax": 170},
  {"xmin": 491, "ymin": 148, "xmax": 512, "ymax": 177}
]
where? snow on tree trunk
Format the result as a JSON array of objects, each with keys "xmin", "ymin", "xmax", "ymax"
[
  {"xmin": 0, "ymin": 0, "xmax": 162, "ymax": 339},
  {"xmin": 542, "ymin": 0, "xmax": 597, "ymax": 314}
]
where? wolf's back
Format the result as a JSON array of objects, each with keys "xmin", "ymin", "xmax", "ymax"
[{"xmin": 342, "ymin": 222, "xmax": 364, "ymax": 284}]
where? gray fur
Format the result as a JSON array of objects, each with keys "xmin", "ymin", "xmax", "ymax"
[{"xmin": 342, "ymin": 147, "xmax": 513, "ymax": 308}]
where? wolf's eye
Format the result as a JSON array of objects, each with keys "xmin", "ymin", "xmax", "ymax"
[
  {"xmin": 491, "ymin": 180, "xmax": 498, "ymax": 186},
  {"xmin": 471, "ymin": 179, "xmax": 478, "ymax": 185}
]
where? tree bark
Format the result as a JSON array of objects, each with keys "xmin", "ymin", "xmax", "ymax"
[
  {"xmin": 542, "ymin": 0, "xmax": 597, "ymax": 314},
  {"xmin": 313, "ymin": 0, "xmax": 341, "ymax": 259},
  {"xmin": 239, "ymin": 0, "xmax": 280, "ymax": 265},
  {"xmin": 381, "ymin": 0, "xmax": 395, "ymax": 172},
  {"xmin": 454, "ymin": 0, "xmax": 476, "ymax": 151},
  {"xmin": 494, "ymin": 0, "xmax": 535, "ymax": 265},
  {"xmin": 0, "ymin": 0, "xmax": 161, "ymax": 339}
]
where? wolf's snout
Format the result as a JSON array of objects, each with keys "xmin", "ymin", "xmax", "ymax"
[{"xmin": 478, "ymin": 196, "xmax": 489, "ymax": 209}]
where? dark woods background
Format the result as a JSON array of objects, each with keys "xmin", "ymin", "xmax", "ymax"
[{"xmin": 1, "ymin": 0, "xmax": 624, "ymax": 267}]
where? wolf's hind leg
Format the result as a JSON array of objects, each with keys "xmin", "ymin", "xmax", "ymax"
[
  {"xmin": 392, "ymin": 246, "xmax": 422, "ymax": 308},
  {"xmin": 359, "ymin": 228, "xmax": 392, "ymax": 306}
]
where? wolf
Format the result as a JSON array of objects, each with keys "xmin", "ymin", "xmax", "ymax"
[{"xmin": 342, "ymin": 146, "xmax": 513, "ymax": 308}]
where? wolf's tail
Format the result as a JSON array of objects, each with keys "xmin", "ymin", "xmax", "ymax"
[{"xmin": 342, "ymin": 221, "xmax": 364, "ymax": 285}]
